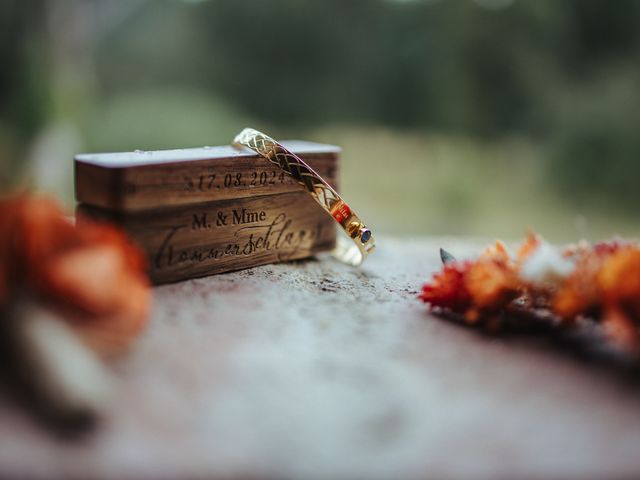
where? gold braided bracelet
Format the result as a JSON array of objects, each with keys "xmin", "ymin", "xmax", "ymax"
[{"xmin": 233, "ymin": 128, "xmax": 375, "ymax": 266}]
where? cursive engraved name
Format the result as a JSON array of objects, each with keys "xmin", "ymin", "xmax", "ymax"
[{"xmin": 154, "ymin": 211, "xmax": 319, "ymax": 271}]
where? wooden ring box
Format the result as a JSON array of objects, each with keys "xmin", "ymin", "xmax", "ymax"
[{"xmin": 75, "ymin": 141, "xmax": 340, "ymax": 284}]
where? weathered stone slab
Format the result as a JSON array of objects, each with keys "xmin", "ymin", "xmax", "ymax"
[{"xmin": 1, "ymin": 237, "xmax": 640, "ymax": 479}]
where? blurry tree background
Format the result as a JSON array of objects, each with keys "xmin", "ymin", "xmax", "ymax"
[{"xmin": 1, "ymin": 0, "xmax": 639, "ymax": 241}]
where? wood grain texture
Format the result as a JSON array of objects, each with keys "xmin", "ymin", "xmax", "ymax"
[
  {"xmin": 78, "ymin": 192, "xmax": 336, "ymax": 284},
  {"xmin": 75, "ymin": 142, "xmax": 339, "ymax": 211}
]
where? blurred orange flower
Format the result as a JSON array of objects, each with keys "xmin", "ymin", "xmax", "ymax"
[
  {"xmin": 555, "ymin": 245, "xmax": 640, "ymax": 348},
  {"xmin": 0, "ymin": 195, "xmax": 150, "ymax": 356}
]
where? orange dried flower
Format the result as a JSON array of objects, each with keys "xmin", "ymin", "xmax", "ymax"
[
  {"xmin": 598, "ymin": 248, "xmax": 640, "ymax": 314},
  {"xmin": 421, "ymin": 241, "xmax": 520, "ymax": 323},
  {"xmin": 553, "ymin": 244, "xmax": 640, "ymax": 346},
  {"xmin": 0, "ymin": 194, "xmax": 150, "ymax": 356},
  {"xmin": 466, "ymin": 257, "xmax": 519, "ymax": 310},
  {"xmin": 598, "ymin": 248, "xmax": 640, "ymax": 347},
  {"xmin": 552, "ymin": 254, "xmax": 601, "ymax": 320},
  {"xmin": 419, "ymin": 262, "xmax": 472, "ymax": 312},
  {"xmin": 516, "ymin": 231, "xmax": 542, "ymax": 264}
]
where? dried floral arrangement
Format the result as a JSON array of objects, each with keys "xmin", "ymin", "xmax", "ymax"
[
  {"xmin": 420, "ymin": 232, "xmax": 640, "ymax": 352},
  {"xmin": 0, "ymin": 194, "xmax": 150, "ymax": 431}
]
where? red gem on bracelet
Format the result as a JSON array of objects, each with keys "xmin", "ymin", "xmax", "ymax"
[{"xmin": 331, "ymin": 202, "xmax": 352, "ymax": 224}]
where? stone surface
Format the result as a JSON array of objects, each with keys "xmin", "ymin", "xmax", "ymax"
[{"xmin": 2, "ymin": 236, "xmax": 640, "ymax": 479}]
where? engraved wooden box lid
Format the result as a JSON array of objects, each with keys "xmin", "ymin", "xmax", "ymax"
[{"xmin": 75, "ymin": 141, "xmax": 340, "ymax": 284}]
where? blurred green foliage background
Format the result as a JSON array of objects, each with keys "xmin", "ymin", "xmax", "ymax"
[{"xmin": 2, "ymin": 0, "xmax": 640, "ymax": 242}]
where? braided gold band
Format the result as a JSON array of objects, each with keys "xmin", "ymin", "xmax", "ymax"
[{"xmin": 232, "ymin": 128, "xmax": 375, "ymax": 266}]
